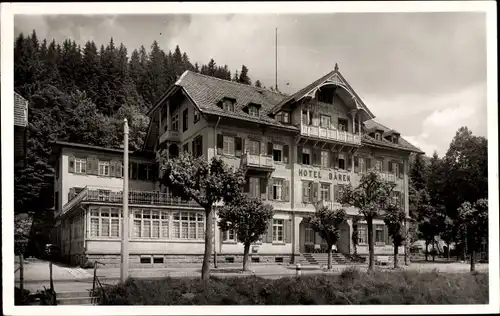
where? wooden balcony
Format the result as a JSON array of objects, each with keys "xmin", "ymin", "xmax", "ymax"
[
  {"xmin": 61, "ymin": 186, "xmax": 200, "ymax": 215},
  {"xmin": 159, "ymin": 129, "xmax": 181, "ymax": 144},
  {"xmin": 240, "ymin": 152, "xmax": 275, "ymax": 171},
  {"xmin": 300, "ymin": 124, "xmax": 361, "ymax": 145}
]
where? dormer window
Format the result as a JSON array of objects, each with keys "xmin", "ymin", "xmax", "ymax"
[
  {"xmin": 248, "ymin": 105, "xmax": 259, "ymax": 117},
  {"xmin": 392, "ymin": 136, "xmax": 399, "ymax": 144},
  {"xmin": 275, "ymin": 111, "xmax": 290, "ymax": 124},
  {"xmin": 223, "ymin": 99, "xmax": 235, "ymax": 112},
  {"xmin": 375, "ymin": 133, "xmax": 381, "ymax": 141}
]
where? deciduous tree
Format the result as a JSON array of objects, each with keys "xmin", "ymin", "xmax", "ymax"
[
  {"xmin": 218, "ymin": 195, "xmax": 274, "ymax": 271},
  {"xmin": 338, "ymin": 169, "xmax": 396, "ymax": 270},
  {"xmin": 457, "ymin": 199, "xmax": 488, "ymax": 272},
  {"xmin": 159, "ymin": 155, "xmax": 246, "ymax": 280},
  {"xmin": 309, "ymin": 206, "xmax": 346, "ymax": 270},
  {"xmin": 383, "ymin": 203, "xmax": 406, "ymax": 268}
]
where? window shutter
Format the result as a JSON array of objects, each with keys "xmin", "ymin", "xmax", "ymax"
[
  {"xmin": 283, "ymin": 180, "xmax": 290, "ymax": 201},
  {"xmin": 192, "ymin": 140, "xmax": 196, "ymax": 156},
  {"xmin": 241, "ymin": 138, "xmax": 246, "ymax": 155},
  {"xmin": 117, "ymin": 161, "xmax": 123, "ymax": 178},
  {"xmin": 216, "ymin": 134, "xmax": 223, "ymax": 155},
  {"xmin": 399, "ymin": 163, "xmax": 404, "ymax": 179},
  {"xmin": 366, "ymin": 158, "xmax": 371, "ymax": 170},
  {"xmin": 333, "ymin": 152, "xmax": 339, "ymax": 169},
  {"xmin": 385, "ymin": 226, "xmax": 390, "ymax": 245},
  {"xmin": 260, "ymin": 178, "xmax": 267, "ymax": 200},
  {"xmin": 354, "ymin": 156, "xmax": 359, "ymax": 173},
  {"xmin": 244, "ymin": 138, "xmax": 251, "ymax": 154},
  {"xmin": 388, "ymin": 161, "xmax": 393, "ymax": 172},
  {"xmin": 68, "ymin": 156, "xmax": 75, "ymax": 173},
  {"xmin": 302, "ymin": 182, "xmax": 308, "ymax": 203},
  {"xmin": 267, "ymin": 180, "xmax": 274, "ymax": 200},
  {"xmin": 261, "ymin": 141, "xmax": 267, "ymax": 157},
  {"xmin": 333, "ymin": 185, "xmax": 339, "ymax": 202},
  {"xmin": 235, "ymin": 137, "xmax": 242, "ymax": 157},
  {"xmin": 266, "ymin": 219, "xmax": 273, "ymax": 243},
  {"xmin": 110, "ymin": 160, "xmax": 116, "ymax": 177},
  {"xmin": 347, "ymin": 155, "xmax": 352, "ymax": 171},
  {"xmin": 285, "ymin": 220, "xmax": 292, "ymax": 243},
  {"xmin": 267, "ymin": 142, "xmax": 273, "ymax": 156},
  {"xmin": 283, "ymin": 145, "xmax": 289, "ymax": 163},
  {"xmin": 297, "ymin": 146, "xmax": 302, "ymax": 163},
  {"xmin": 88, "ymin": 156, "xmax": 98, "ymax": 175},
  {"xmin": 313, "ymin": 183, "xmax": 319, "ymax": 201}
]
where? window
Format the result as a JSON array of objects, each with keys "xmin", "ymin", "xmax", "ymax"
[
  {"xmin": 359, "ymin": 157, "xmax": 366, "ymax": 173},
  {"xmin": 223, "ymin": 99, "xmax": 235, "ymax": 112},
  {"xmin": 392, "ymin": 136, "xmax": 398, "ymax": 144},
  {"xmin": 302, "ymin": 148, "xmax": 311, "ymax": 165},
  {"xmin": 320, "ymin": 183, "xmax": 330, "ymax": 201},
  {"xmin": 247, "ymin": 139, "xmax": 260, "ymax": 155},
  {"xmin": 302, "ymin": 110, "xmax": 311, "ymax": 125},
  {"xmin": 98, "ymin": 161, "xmax": 110, "ymax": 176},
  {"xmin": 376, "ymin": 160, "xmax": 383, "ymax": 172},
  {"xmin": 172, "ymin": 211, "xmax": 204, "ymax": 240},
  {"xmin": 140, "ymin": 257, "xmax": 151, "ymax": 264},
  {"xmin": 272, "ymin": 219, "xmax": 284, "ymax": 243},
  {"xmin": 273, "ymin": 144, "xmax": 283, "ymax": 162},
  {"xmin": 338, "ymin": 118, "xmax": 348, "ymax": 131},
  {"xmin": 320, "ymin": 151, "xmax": 329, "ymax": 168},
  {"xmin": 89, "ymin": 207, "xmax": 121, "ymax": 238},
  {"xmin": 358, "ymin": 225, "xmax": 368, "ymax": 244},
  {"xmin": 375, "ymin": 133, "xmax": 381, "ymax": 141},
  {"xmin": 223, "ymin": 229, "xmax": 236, "ymax": 242},
  {"xmin": 74, "ymin": 158, "xmax": 86, "ymax": 174},
  {"xmin": 182, "ymin": 109, "xmax": 188, "ymax": 132},
  {"xmin": 248, "ymin": 105, "xmax": 259, "ymax": 117},
  {"xmin": 305, "ymin": 227, "xmax": 315, "ymax": 244},
  {"xmin": 272, "ymin": 179, "xmax": 283, "ymax": 200},
  {"xmin": 338, "ymin": 153, "xmax": 346, "ymax": 170},
  {"xmin": 249, "ymin": 177, "xmax": 260, "ymax": 198},
  {"xmin": 133, "ymin": 210, "xmax": 169, "ymax": 239},
  {"xmin": 333, "ymin": 184, "xmax": 345, "ymax": 203},
  {"xmin": 172, "ymin": 113, "xmax": 179, "ymax": 131},
  {"xmin": 153, "ymin": 257, "xmax": 164, "ymax": 264},
  {"xmin": 193, "ymin": 135, "xmax": 203, "ymax": 158},
  {"xmin": 375, "ymin": 225, "xmax": 385, "ymax": 244},
  {"xmin": 302, "ymin": 181, "xmax": 313, "ymax": 203},
  {"xmin": 282, "ymin": 112, "xmax": 290, "ymax": 124},
  {"xmin": 182, "ymin": 143, "xmax": 189, "ymax": 154},
  {"xmin": 194, "ymin": 110, "xmax": 200, "ymax": 124},
  {"xmin": 320, "ymin": 115, "xmax": 331, "ymax": 128},
  {"xmin": 223, "ymin": 136, "xmax": 235, "ymax": 156}
]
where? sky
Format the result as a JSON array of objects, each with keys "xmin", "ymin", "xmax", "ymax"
[{"xmin": 13, "ymin": 12, "xmax": 488, "ymax": 157}]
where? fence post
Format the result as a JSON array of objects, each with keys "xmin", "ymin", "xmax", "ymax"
[
  {"xmin": 296, "ymin": 263, "xmax": 302, "ymax": 278},
  {"xmin": 19, "ymin": 254, "xmax": 24, "ymax": 294},
  {"xmin": 49, "ymin": 261, "xmax": 54, "ymax": 292}
]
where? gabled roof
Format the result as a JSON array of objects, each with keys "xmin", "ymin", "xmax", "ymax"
[
  {"xmin": 14, "ymin": 91, "xmax": 28, "ymax": 127},
  {"xmin": 363, "ymin": 120, "xmax": 424, "ymax": 154},
  {"xmin": 173, "ymin": 71, "xmax": 298, "ymax": 130},
  {"xmin": 270, "ymin": 65, "xmax": 375, "ymax": 119}
]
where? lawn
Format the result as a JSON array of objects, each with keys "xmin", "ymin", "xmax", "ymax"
[{"xmin": 99, "ymin": 267, "xmax": 489, "ymax": 305}]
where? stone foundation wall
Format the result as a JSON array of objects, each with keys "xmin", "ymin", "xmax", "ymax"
[{"xmin": 84, "ymin": 253, "xmax": 294, "ymax": 268}]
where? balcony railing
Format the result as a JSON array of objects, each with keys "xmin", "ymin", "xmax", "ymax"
[
  {"xmin": 378, "ymin": 172, "xmax": 397, "ymax": 182},
  {"xmin": 159, "ymin": 129, "xmax": 181, "ymax": 144},
  {"xmin": 241, "ymin": 152, "xmax": 275, "ymax": 169},
  {"xmin": 62, "ymin": 186, "xmax": 200, "ymax": 215},
  {"xmin": 300, "ymin": 124, "xmax": 361, "ymax": 145}
]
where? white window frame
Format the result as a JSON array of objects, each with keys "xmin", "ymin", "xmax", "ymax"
[
  {"xmin": 133, "ymin": 209, "xmax": 170, "ymax": 239},
  {"xmin": 248, "ymin": 139, "xmax": 260, "ymax": 155},
  {"xmin": 272, "ymin": 179, "xmax": 283, "ymax": 201},
  {"xmin": 273, "ymin": 144, "xmax": 283, "ymax": 162},
  {"xmin": 320, "ymin": 183, "xmax": 330, "ymax": 201},
  {"xmin": 375, "ymin": 133, "xmax": 381, "ymax": 141},
  {"xmin": 249, "ymin": 177, "xmax": 261, "ymax": 198},
  {"xmin": 320, "ymin": 115, "xmax": 331, "ymax": 128},
  {"xmin": 303, "ymin": 181, "xmax": 313, "ymax": 202},
  {"xmin": 282, "ymin": 112, "xmax": 290, "ymax": 123},
  {"xmin": 172, "ymin": 113, "xmax": 179, "ymax": 131},
  {"xmin": 359, "ymin": 157, "xmax": 366, "ymax": 173},
  {"xmin": 98, "ymin": 161, "xmax": 110, "ymax": 176},
  {"xmin": 272, "ymin": 219, "xmax": 284, "ymax": 243},
  {"xmin": 320, "ymin": 151, "xmax": 329, "ymax": 168},
  {"xmin": 375, "ymin": 224, "xmax": 385, "ymax": 244},
  {"xmin": 223, "ymin": 229, "xmax": 236, "ymax": 242},
  {"xmin": 223, "ymin": 136, "xmax": 235, "ymax": 156},
  {"xmin": 305, "ymin": 227, "xmax": 315, "ymax": 244},
  {"xmin": 248, "ymin": 105, "xmax": 259, "ymax": 117},
  {"xmin": 74, "ymin": 158, "xmax": 86, "ymax": 174},
  {"xmin": 376, "ymin": 160, "xmax": 383, "ymax": 172},
  {"xmin": 171, "ymin": 211, "xmax": 205, "ymax": 240},
  {"xmin": 358, "ymin": 225, "xmax": 368, "ymax": 245},
  {"xmin": 223, "ymin": 100, "xmax": 234, "ymax": 112},
  {"xmin": 393, "ymin": 162, "xmax": 399, "ymax": 177},
  {"xmin": 89, "ymin": 207, "xmax": 122, "ymax": 238}
]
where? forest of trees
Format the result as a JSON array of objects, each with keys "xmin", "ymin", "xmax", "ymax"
[{"xmin": 13, "ymin": 30, "xmax": 265, "ymax": 218}]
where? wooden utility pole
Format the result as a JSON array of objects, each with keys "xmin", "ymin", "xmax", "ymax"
[{"xmin": 121, "ymin": 119, "xmax": 130, "ymax": 282}]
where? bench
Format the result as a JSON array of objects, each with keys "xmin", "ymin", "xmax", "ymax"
[{"xmin": 375, "ymin": 256, "xmax": 391, "ymax": 266}]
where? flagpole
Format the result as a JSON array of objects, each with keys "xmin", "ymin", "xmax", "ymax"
[{"xmin": 121, "ymin": 119, "xmax": 129, "ymax": 282}]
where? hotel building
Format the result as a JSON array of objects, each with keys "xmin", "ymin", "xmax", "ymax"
[{"xmin": 50, "ymin": 65, "xmax": 423, "ymax": 267}]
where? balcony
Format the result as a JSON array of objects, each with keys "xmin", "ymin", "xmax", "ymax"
[
  {"xmin": 300, "ymin": 124, "xmax": 361, "ymax": 145},
  {"xmin": 241, "ymin": 152, "xmax": 275, "ymax": 171},
  {"xmin": 378, "ymin": 172, "xmax": 397, "ymax": 182},
  {"xmin": 61, "ymin": 186, "xmax": 200, "ymax": 215},
  {"xmin": 159, "ymin": 129, "xmax": 181, "ymax": 144}
]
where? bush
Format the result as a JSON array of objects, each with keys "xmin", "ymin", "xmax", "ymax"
[
  {"xmin": 15, "ymin": 287, "xmax": 31, "ymax": 305},
  {"xmin": 100, "ymin": 270, "xmax": 489, "ymax": 305}
]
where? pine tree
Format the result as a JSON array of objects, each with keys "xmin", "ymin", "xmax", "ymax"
[
  {"xmin": 238, "ymin": 65, "xmax": 251, "ymax": 85},
  {"xmin": 255, "ymin": 80, "xmax": 262, "ymax": 88},
  {"xmin": 232, "ymin": 70, "xmax": 239, "ymax": 82}
]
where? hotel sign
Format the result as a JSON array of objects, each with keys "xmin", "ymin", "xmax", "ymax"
[{"xmin": 298, "ymin": 169, "xmax": 351, "ymax": 182}]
